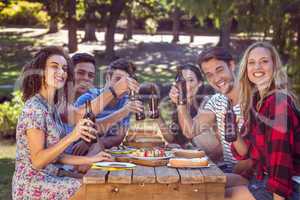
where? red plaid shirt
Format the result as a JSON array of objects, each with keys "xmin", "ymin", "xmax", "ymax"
[{"xmin": 231, "ymin": 91, "xmax": 300, "ymax": 197}]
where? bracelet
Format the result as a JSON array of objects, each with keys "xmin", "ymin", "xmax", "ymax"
[{"xmin": 108, "ymin": 86, "xmax": 118, "ymax": 99}]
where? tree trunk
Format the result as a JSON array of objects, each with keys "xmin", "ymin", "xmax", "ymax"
[
  {"xmin": 123, "ymin": 5, "xmax": 133, "ymax": 41},
  {"xmin": 189, "ymin": 16, "xmax": 196, "ymax": 43},
  {"xmin": 83, "ymin": 22, "xmax": 97, "ymax": 42},
  {"xmin": 218, "ymin": 17, "xmax": 231, "ymax": 50},
  {"xmin": 83, "ymin": 0, "xmax": 97, "ymax": 42},
  {"xmin": 67, "ymin": 0, "xmax": 77, "ymax": 53},
  {"xmin": 48, "ymin": 16, "xmax": 59, "ymax": 33},
  {"xmin": 104, "ymin": 0, "xmax": 127, "ymax": 60},
  {"xmin": 47, "ymin": 0, "xmax": 60, "ymax": 33},
  {"xmin": 297, "ymin": 19, "xmax": 300, "ymax": 47},
  {"xmin": 172, "ymin": 7, "xmax": 180, "ymax": 43}
]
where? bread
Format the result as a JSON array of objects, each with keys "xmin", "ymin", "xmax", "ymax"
[
  {"xmin": 168, "ymin": 157, "xmax": 209, "ymax": 168},
  {"xmin": 134, "ymin": 137, "xmax": 163, "ymax": 143},
  {"xmin": 172, "ymin": 149, "xmax": 206, "ymax": 158}
]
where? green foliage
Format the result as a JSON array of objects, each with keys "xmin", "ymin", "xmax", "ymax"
[
  {"xmin": 0, "ymin": 1, "xmax": 49, "ymax": 26},
  {"xmin": 0, "ymin": 91, "xmax": 24, "ymax": 138},
  {"xmin": 131, "ymin": 0, "xmax": 167, "ymax": 20},
  {"xmin": 145, "ymin": 18, "xmax": 158, "ymax": 35}
]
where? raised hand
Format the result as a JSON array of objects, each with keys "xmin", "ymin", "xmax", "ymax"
[
  {"xmin": 169, "ymin": 85, "xmax": 179, "ymax": 104},
  {"xmin": 113, "ymin": 76, "xmax": 140, "ymax": 97},
  {"xmin": 124, "ymin": 100, "xmax": 144, "ymax": 113}
]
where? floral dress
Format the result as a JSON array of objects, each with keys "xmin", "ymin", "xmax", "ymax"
[{"xmin": 12, "ymin": 94, "xmax": 81, "ymax": 200}]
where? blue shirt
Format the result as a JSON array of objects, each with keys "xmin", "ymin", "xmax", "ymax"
[
  {"xmin": 74, "ymin": 88, "xmax": 130, "ymax": 136},
  {"xmin": 63, "ymin": 88, "xmax": 130, "ymax": 154}
]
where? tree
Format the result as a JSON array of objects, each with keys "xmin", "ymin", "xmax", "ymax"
[
  {"xmin": 28, "ymin": 0, "xmax": 62, "ymax": 33},
  {"xmin": 171, "ymin": 6, "xmax": 181, "ymax": 43},
  {"xmin": 67, "ymin": 0, "xmax": 78, "ymax": 53},
  {"xmin": 83, "ymin": 0, "xmax": 98, "ymax": 42},
  {"xmin": 46, "ymin": 0, "xmax": 61, "ymax": 33},
  {"xmin": 123, "ymin": 2, "xmax": 133, "ymax": 41},
  {"xmin": 177, "ymin": 0, "xmax": 239, "ymax": 50},
  {"xmin": 96, "ymin": 0, "xmax": 128, "ymax": 60}
]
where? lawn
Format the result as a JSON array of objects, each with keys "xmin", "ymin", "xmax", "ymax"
[
  {"xmin": 0, "ymin": 31, "xmax": 37, "ymax": 97},
  {"xmin": 0, "ymin": 139, "xmax": 15, "ymax": 200}
]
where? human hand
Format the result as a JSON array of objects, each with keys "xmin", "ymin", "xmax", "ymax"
[
  {"xmin": 88, "ymin": 151, "xmax": 113, "ymax": 163},
  {"xmin": 113, "ymin": 77, "xmax": 140, "ymax": 97},
  {"xmin": 70, "ymin": 119, "xmax": 97, "ymax": 142},
  {"xmin": 124, "ymin": 100, "xmax": 144, "ymax": 113},
  {"xmin": 169, "ymin": 85, "xmax": 179, "ymax": 104}
]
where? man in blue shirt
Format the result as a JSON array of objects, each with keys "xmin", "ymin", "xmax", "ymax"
[{"xmin": 71, "ymin": 58, "xmax": 142, "ymax": 156}]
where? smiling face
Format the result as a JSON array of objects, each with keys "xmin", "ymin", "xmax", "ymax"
[
  {"xmin": 247, "ymin": 47, "xmax": 273, "ymax": 91},
  {"xmin": 201, "ymin": 58, "xmax": 235, "ymax": 95},
  {"xmin": 74, "ymin": 62, "xmax": 96, "ymax": 94},
  {"xmin": 44, "ymin": 54, "xmax": 68, "ymax": 90},
  {"xmin": 182, "ymin": 69, "xmax": 202, "ymax": 100}
]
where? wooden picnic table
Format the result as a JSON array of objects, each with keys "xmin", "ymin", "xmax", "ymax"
[{"xmin": 82, "ymin": 161, "xmax": 226, "ymax": 200}]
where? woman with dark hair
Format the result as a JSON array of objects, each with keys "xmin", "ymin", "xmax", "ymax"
[
  {"xmin": 11, "ymin": 46, "xmax": 140, "ymax": 199},
  {"xmin": 157, "ymin": 64, "xmax": 215, "ymax": 148}
]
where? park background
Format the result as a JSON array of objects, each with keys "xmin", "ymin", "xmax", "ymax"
[{"xmin": 0, "ymin": 0, "xmax": 300, "ymax": 199}]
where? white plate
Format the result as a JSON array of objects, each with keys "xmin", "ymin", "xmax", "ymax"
[
  {"xmin": 167, "ymin": 163, "xmax": 211, "ymax": 169},
  {"xmin": 93, "ymin": 162, "xmax": 136, "ymax": 168}
]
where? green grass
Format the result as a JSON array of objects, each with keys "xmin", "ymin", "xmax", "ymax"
[
  {"xmin": 0, "ymin": 32, "xmax": 36, "ymax": 91},
  {"xmin": 0, "ymin": 139, "xmax": 15, "ymax": 200}
]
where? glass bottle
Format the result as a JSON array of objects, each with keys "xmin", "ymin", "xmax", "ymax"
[
  {"xmin": 83, "ymin": 100, "xmax": 97, "ymax": 143},
  {"xmin": 224, "ymin": 102, "xmax": 238, "ymax": 142},
  {"xmin": 175, "ymin": 67, "xmax": 187, "ymax": 105},
  {"xmin": 149, "ymin": 84, "xmax": 159, "ymax": 119},
  {"xmin": 129, "ymin": 73, "xmax": 145, "ymax": 121}
]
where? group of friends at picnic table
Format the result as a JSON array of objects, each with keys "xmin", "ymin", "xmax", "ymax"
[{"xmin": 11, "ymin": 41, "xmax": 300, "ymax": 200}]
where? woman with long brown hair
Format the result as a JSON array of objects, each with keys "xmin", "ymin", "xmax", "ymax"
[{"xmin": 11, "ymin": 46, "xmax": 139, "ymax": 199}]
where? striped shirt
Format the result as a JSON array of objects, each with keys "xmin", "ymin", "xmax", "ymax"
[{"xmin": 204, "ymin": 93, "xmax": 244, "ymax": 171}]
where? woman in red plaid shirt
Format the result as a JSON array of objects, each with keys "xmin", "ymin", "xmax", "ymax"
[{"xmin": 226, "ymin": 42, "xmax": 300, "ymax": 200}]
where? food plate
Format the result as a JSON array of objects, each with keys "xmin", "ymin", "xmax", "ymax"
[
  {"xmin": 172, "ymin": 149, "xmax": 206, "ymax": 158},
  {"xmin": 167, "ymin": 163, "xmax": 212, "ymax": 169},
  {"xmin": 106, "ymin": 147, "xmax": 136, "ymax": 155},
  {"xmin": 123, "ymin": 141, "xmax": 165, "ymax": 148},
  {"xmin": 128, "ymin": 151, "xmax": 173, "ymax": 160},
  {"xmin": 93, "ymin": 162, "xmax": 136, "ymax": 170},
  {"xmin": 168, "ymin": 157, "xmax": 210, "ymax": 168}
]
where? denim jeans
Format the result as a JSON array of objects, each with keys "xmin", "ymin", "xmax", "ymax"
[
  {"xmin": 292, "ymin": 176, "xmax": 300, "ymax": 200},
  {"xmin": 248, "ymin": 176, "xmax": 300, "ymax": 200}
]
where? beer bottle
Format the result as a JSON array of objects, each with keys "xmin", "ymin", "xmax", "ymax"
[
  {"xmin": 128, "ymin": 73, "xmax": 145, "ymax": 121},
  {"xmin": 149, "ymin": 84, "xmax": 159, "ymax": 119},
  {"xmin": 175, "ymin": 67, "xmax": 187, "ymax": 105},
  {"xmin": 83, "ymin": 100, "xmax": 97, "ymax": 143},
  {"xmin": 224, "ymin": 102, "xmax": 237, "ymax": 142}
]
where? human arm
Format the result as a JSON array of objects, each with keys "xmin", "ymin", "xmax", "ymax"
[
  {"xmin": 67, "ymin": 77, "xmax": 139, "ymax": 125},
  {"xmin": 99, "ymin": 127, "xmax": 128, "ymax": 149},
  {"xmin": 27, "ymin": 118, "xmax": 96, "ymax": 170},
  {"xmin": 57, "ymin": 151, "xmax": 113, "ymax": 165},
  {"xmin": 96, "ymin": 100, "xmax": 143, "ymax": 134},
  {"xmin": 265, "ymin": 94, "xmax": 298, "ymax": 198},
  {"xmin": 156, "ymin": 116, "xmax": 175, "ymax": 143},
  {"xmin": 169, "ymin": 85, "xmax": 216, "ymax": 139}
]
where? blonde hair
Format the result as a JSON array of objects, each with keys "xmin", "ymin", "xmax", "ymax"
[{"xmin": 238, "ymin": 41, "xmax": 294, "ymax": 119}]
